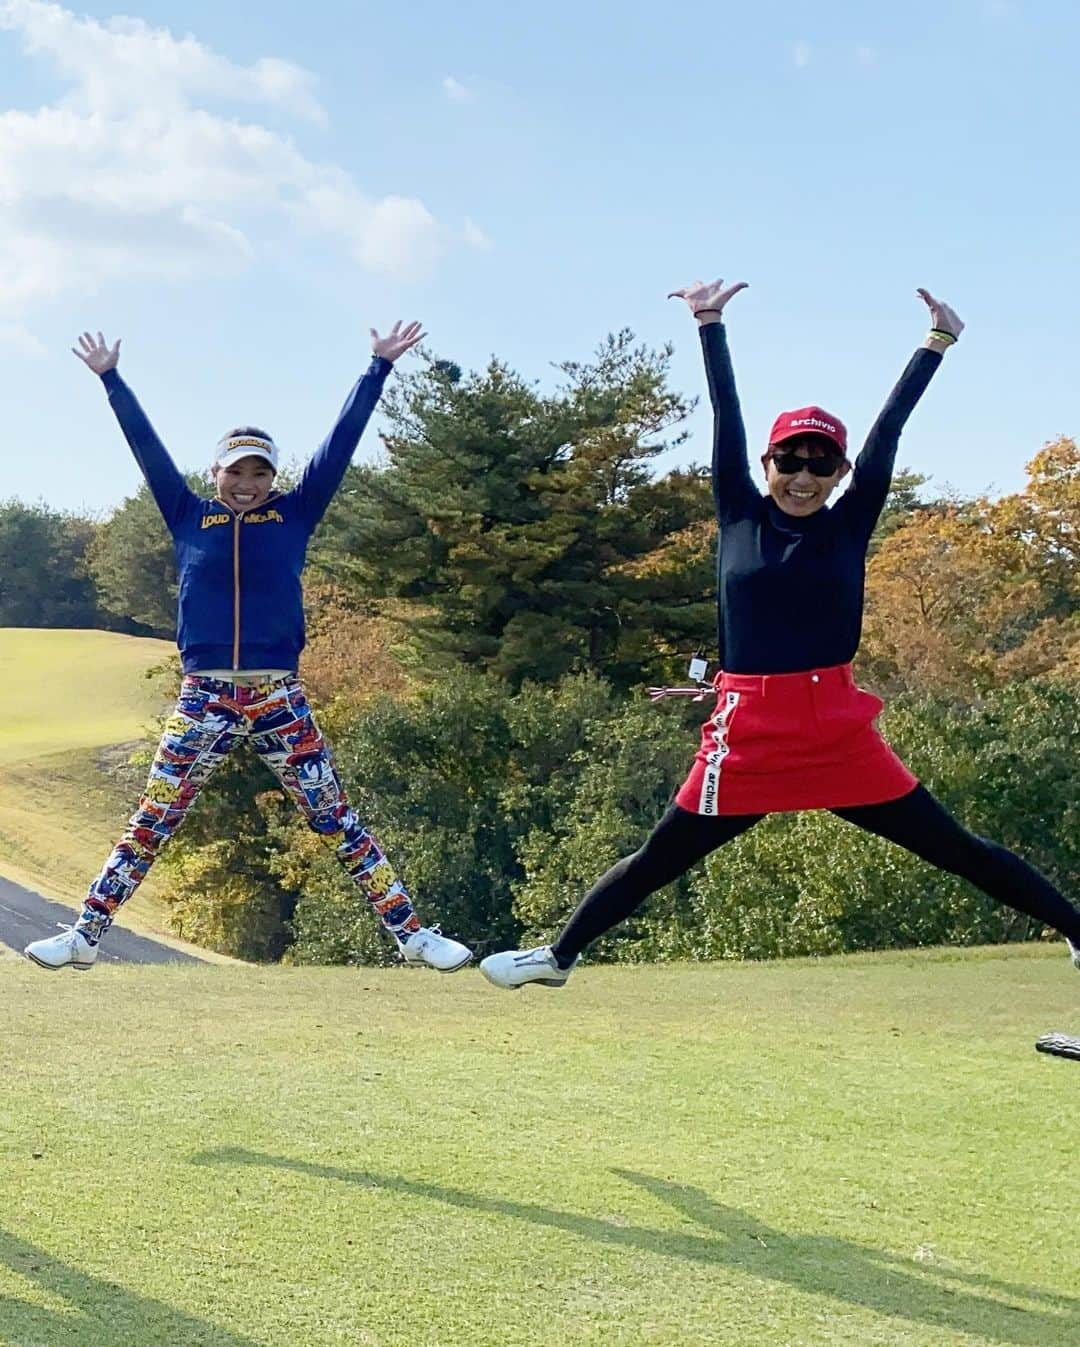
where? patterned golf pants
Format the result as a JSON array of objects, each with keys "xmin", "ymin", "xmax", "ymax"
[{"xmin": 80, "ymin": 674, "xmax": 421, "ymax": 944}]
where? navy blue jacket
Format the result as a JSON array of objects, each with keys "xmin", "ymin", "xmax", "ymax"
[
  {"xmin": 100, "ymin": 359, "xmax": 392, "ymax": 673},
  {"xmin": 702, "ymin": 322, "xmax": 942, "ymax": 674}
]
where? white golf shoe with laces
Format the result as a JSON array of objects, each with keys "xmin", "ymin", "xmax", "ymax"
[
  {"xmin": 397, "ymin": 926, "xmax": 472, "ymax": 973},
  {"xmin": 24, "ymin": 926, "xmax": 99, "ymax": 971},
  {"xmin": 479, "ymin": 944, "xmax": 578, "ymax": 990}
]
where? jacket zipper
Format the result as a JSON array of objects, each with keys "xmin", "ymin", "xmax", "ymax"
[
  {"xmin": 232, "ymin": 512, "xmax": 241, "ymax": 668},
  {"xmin": 213, "ymin": 494, "xmax": 283, "ymax": 671}
]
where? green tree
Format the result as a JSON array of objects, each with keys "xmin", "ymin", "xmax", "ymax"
[
  {"xmin": 0, "ymin": 500, "xmax": 103, "ymax": 627},
  {"xmin": 156, "ymin": 743, "xmax": 297, "ymax": 960},
  {"xmin": 313, "ymin": 333, "xmax": 712, "ymax": 689},
  {"xmin": 147, "ymin": 669, "xmax": 1079, "ymax": 965},
  {"xmin": 281, "ymin": 671, "xmax": 624, "ymax": 963},
  {"xmin": 686, "ymin": 681, "xmax": 1080, "ymax": 960},
  {"xmin": 510, "ymin": 691, "xmax": 701, "ymax": 958},
  {"xmin": 868, "ymin": 467, "xmax": 939, "ymax": 551},
  {"xmin": 87, "ymin": 474, "xmax": 211, "ymax": 636}
]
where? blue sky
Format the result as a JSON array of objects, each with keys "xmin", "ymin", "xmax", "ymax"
[{"xmin": 1, "ymin": 0, "xmax": 1077, "ymax": 515}]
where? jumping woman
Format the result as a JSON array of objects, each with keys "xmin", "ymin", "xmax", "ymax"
[
  {"xmin": 480, "ymin": 281, "xmax": 1080, "ymax": 988},
  {"xmin": 25, "ymin": 324, "xmax": 472, "ymax": 974}
]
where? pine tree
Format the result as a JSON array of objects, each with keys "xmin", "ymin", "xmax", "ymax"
[{"xmin": 314, "ymin": 332, "xmax": 714, "ymax": 688}]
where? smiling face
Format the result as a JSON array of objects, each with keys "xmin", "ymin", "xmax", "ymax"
[
  {"xmin": 212, "ymin": 455, "xmax": 276, "ymax": 512},
  {"xmin": 762, "ymin": 435, "xmax": 850, "ymax": 517}
]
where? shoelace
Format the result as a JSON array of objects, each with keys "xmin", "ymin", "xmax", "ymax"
[
  {"xmin": 403, "ymin": 924, "xmax": 445, "ymax": 949},
  {"xmin": 513, "ymin": 947, "xmax": 551, "ymax": 966},
  {"xmin": 647, "ymin": 685, "xmax": 711, "ymax": 703}
]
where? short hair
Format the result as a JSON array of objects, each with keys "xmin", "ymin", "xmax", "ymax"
[{"xmin": 220, "ymin": 425, "xmax": 273, "ymax": 441}]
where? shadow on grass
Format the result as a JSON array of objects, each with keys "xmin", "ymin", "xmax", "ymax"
[
  {"xmin": 193, "ymin": 1148, "xmax": 1080, "ymax": 1347},
  {"xmin": 0, "ymin": 1229, "xmax": 262, "ymax": 1347}
]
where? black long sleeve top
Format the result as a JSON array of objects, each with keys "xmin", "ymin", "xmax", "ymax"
[{"xmin": 702, "ymin": 321, "xmax": 942, "ymax": 674}]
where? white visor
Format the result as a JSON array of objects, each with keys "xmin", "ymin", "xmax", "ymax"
[{"xmin": 214, "ymin": 434, "xmax": 279, "ymax": 472}]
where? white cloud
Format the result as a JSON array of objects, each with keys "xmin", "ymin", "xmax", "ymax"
[
  {"xmin": 302, "ymin": 184, "xmax": 442, "ymax": 275},
  {"xmin": 0, "ymin": 0, "xmax": 446, "ymax": 330},
  {"xmin": 463, "ymin": 217, "xmax": 493, "ymax": 250},
  {"xmin": 792, "ymin": 40, "xmax": 812, "ymax": 69},
  {"xmin": 0, "ymin": 322, "xmax": 46, "ymax": 354},
  {"xmin": 1, "ymin": 0, "xmax": 326, "ymax": 122},
  {"xmin": 442, "ymin": 75, "xmax": 473, "ymax": 103}
]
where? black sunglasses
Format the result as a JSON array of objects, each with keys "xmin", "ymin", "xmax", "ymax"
[{"xmin": 768, "ymin": 449, "xmax": 845, "ymax": 477}]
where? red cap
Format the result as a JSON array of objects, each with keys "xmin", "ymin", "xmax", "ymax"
[{"xmin": 768, "ymin": 405, "xmax": 847, "ymax": 456}]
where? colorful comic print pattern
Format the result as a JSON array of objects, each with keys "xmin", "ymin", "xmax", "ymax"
[{"xmin": 81, "ymin": 675, "xmax": 420, "ymax": 942}]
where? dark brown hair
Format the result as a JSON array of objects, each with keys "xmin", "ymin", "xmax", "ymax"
[{"xmin": 220, "ymin": 425, "xmax": 273, "ymax": 441}]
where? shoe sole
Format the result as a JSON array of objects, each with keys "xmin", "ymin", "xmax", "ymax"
[
  {"xmin": 435, "ymin": 952, "xmax": 473, "ymax": 974},
  {"xmin": 24, "ymin": 951, "xmax": 95, "ymax": 971},
  {"xmin": 402, "ymin": 951, "xmax": 474, "ymax": 974},
  {"xmin": 479, "ymin": 964, "xmax": 567, "ymax": 990}
]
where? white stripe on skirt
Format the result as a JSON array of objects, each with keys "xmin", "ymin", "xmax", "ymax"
[{"xmin": 697, "ymin": 690, "xmax": 740, "ymax": 816}]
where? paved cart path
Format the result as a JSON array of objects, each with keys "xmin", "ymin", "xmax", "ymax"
[{"xmin": 0, "ymin": 875, "xmax": 202, "ymax": 965}]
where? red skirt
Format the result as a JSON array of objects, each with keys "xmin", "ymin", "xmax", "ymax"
[{"xmin": 675, "ymin": 663, "xmax": 917, "ymax": 816}]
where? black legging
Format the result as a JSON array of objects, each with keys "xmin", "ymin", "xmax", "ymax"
[{"xmin": 550, "ymin": 785, "xmax": 1080, "ymax": 964}]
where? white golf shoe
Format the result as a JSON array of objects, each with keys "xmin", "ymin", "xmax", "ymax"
[
  {"xmin": 479, "ymin": 944, "xmax": 578, "ymax": 990},
  {"xmin": 1067, "ymin": 938, "xmax": 1080, "ymax": 971},
  {"xmin": 397, "ymin": 926, "xmax": 473, "ymax": 973},
  {"xmin": 24, "ymin": 926, "xmax": 99, "ymax": 971}
]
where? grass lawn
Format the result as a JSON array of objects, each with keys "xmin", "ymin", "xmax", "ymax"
[
  {"xmin": 0, "ymin": 629, "xmax": 172, "ymax": 767},
  {"xmin": 1, "ymin": 945, "xmax": 1077, "ymax": 1347},
  {"xmin": 0, "ymin": 629, "xmax": 174, "ymax": 930}
]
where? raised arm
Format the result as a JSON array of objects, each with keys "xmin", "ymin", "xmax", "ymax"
[
  {"xmin": 669, "ymin": 279, "xmax": 757, "ymax": 521},
  {"xmin": 838, "ymin": 289, "xmax": 964, "ymax": 537},
  {"xmin": 73, "ymin": 331, "xmax": 196, "ymax": 530},
  {"xmin": 293, "ymin": 320, "xmax": 425, "ymax": 529}
]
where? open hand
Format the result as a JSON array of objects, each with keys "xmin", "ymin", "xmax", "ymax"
[
  {"xmin": 72, "ymin": 331, "xmax": 121, "ymax": 374},
  {"xmin": 668, "ymin": 278, "xmax": 749, "ymax": 320},
  {"xmin": 917, "ymin": 288, "xmax": 964, "ymax": 340},
  {"xmin": 370, "ymin": 320, "xmax": 425, "ymax": 363}
]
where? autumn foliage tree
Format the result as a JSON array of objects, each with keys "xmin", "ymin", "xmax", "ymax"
[
  {"xmin": 991, "ymin": 435, "xmax": 1080, "ymax": 678},
  {"xmin": 861, "ymin": 437, "xmax": 1080, "ymax": 694},
  {"xmin": 299, "ymin": 579, "xmax": 409, "ymax": 715}
]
